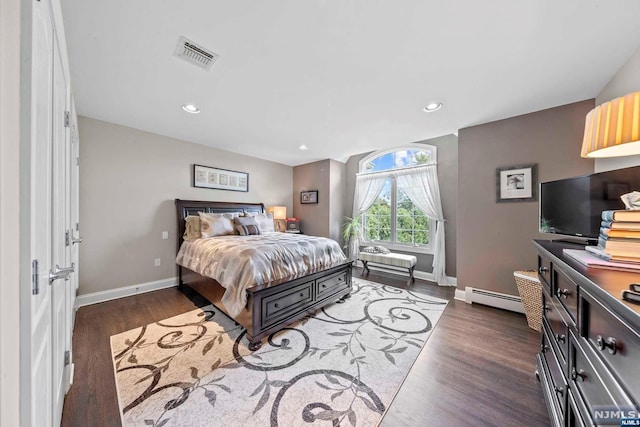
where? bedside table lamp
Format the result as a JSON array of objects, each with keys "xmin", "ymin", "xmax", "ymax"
[
  {"xmin": 267, "ymin": 206, "xmax": 287, "ymax": 232},
  {"xmin": 581, "ymin": 90, "xmax": 640, "ymax": 158}
]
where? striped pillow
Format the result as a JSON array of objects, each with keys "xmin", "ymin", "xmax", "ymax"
[
  {"xmin": 235, "ymin": 224, "xmax": 261, "ymax": 236},
  {"xmin": 234, "ymin": 217, "xmax": 261, "ymax": 236}
]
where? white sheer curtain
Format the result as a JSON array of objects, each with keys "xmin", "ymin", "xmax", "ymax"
[
  {"xmin": 353, "ymin": 174, "xmax": 388, "ymax": 216},
  {"xmin": 396, "ymin": 164, "xmax": 448, "ymax": 285}
]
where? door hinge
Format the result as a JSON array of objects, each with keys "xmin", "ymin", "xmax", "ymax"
[
  {"xmin": 64, "ymin": 350, "xmax": 70, "ymax": 366},
  {"xmin": 32, "ymin": 260, "xmax": 40, "ymax": 295},
  {"xmin": 64, "ymin": 111, "xmax": 70, "ymax": 128},
  {"xmin": 65, "ymin": 230, "xmax": 70, "ymax": 247},
  {"xmin": 76, "ymin": 157, "xmax": 79, "ymax": 166},
  {"xmin": 76, "ymin": 222, "xmax": 79, "ymax": 231}
]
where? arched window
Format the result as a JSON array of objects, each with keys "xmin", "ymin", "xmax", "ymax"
[{"xmin": 358, "ymin": 145, "xmax": 437, "ymax": 253}]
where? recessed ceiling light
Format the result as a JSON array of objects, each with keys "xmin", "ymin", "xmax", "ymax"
[
  {"xmin": 423, "ymin": 102, "xmax": 443, "ymax": 112},
  {"xmin": 298, "ymin": 145, "xmax": 309, "ymax": 150},
  {"xmin": 182, "ymin": 104, "xmax": 200, "ymax": 114}
]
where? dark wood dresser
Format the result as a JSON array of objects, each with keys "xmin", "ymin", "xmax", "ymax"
[{"xmin": 534, "ymin": 240, "xmax": 640, "ymax": 426}]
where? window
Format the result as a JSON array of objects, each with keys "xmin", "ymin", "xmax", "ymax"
[{"xmin": 359, "ymin": 146, "xmax": 436, "ymax": 253}]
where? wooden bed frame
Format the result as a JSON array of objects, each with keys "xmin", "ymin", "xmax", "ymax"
[{"xmin": 175, "ymin": 199, "xmax": 352, "ymax": 350}]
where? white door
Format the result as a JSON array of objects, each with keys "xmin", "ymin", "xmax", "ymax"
[
  {"xmin": 30, "ymin": 0, "xmax": 54, "ymax": 426},
  {"xmin": 51, "ymin": 28, "xmax": 73, "ymax": 426}
]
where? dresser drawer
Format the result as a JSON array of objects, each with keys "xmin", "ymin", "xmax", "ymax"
[
  {"xmin": 538, "ymin": 255, "xmax": 552, "ymax": 290},
  {"xmin": 316, "ymin": 271, "xmax": 348, "ymax": 299},
  {"xmin": 569, "ymin": 333, "xmax": 635, "ymax": 422},
  {"xmin": 541, "ymin": 323, "xmax": 568, "ymax": 416},
  {"xmin": 581, "ymin": 289, "xmax": 640, "ymax": 399},
  {"xmin": 261, "ymin": 281, "xmax": 314, "ymax": 327},
  {"xmin": 554, "ymin": 267, "xmax": 578, "ymax": 324},
  {"xmin": 543, "ymin": 288, "xmax": 569, "ymax": 366}
]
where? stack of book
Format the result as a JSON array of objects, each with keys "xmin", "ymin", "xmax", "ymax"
[{"xmin": 588, "ymin": 209, "xmax": 640, "ymax": 263}]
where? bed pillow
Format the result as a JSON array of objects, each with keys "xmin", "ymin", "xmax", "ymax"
[
  {"xmin": 183, "ymin": 215, "xmax": 202, "ymax": 240},
  {"xmin": 233, "ymin": 216, "xmax": 261, "ymax": 236},
  {"xmin": 198, "ymin": 212, "xmax": 236, "ymax": 237},
  {"xmin": 253, "ymin": 212, "xmax": 275, "ymax": 233}
]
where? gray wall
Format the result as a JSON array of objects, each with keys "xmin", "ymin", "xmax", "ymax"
[
  {"xmin": 292, "ymin": 159, "xmax": 346, "ymax": 242},
  {"xmin": 595, "ymin": 46, "xmax": 640, "ymax": 173},
  {"xmin": 343, "ymin": 135, "xmax": 458, "ymax": 277},
  {"xmin": 78, "ymin": 116, "xmax": 293, "ymax": 295},
  {"xmin": 457, "ymin": 100, "xmax": 594, "ymax": 296}
]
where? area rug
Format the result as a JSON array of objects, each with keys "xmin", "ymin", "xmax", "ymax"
[{"xmin": 110, "ymin": 278, "xmax": 448, "ymax": 427}]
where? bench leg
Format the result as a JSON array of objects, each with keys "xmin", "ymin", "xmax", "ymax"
[
  {"xmin": 407, "ymin": 266, "xmax": 415, "ymax": 286},
  {"xmin": 361, "ymin": 260, "xmax": 370, "ymax": 276}
]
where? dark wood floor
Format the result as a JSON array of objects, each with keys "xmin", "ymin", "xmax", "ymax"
[{"xmin": 61, "ymin": 269, "xmax": 550, "ymax": 427}]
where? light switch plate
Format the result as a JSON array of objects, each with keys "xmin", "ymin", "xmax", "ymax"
[
  {"xmin": 162, "ymin": 231, "xmax": 169, "ymax": 240},
  {"xmin": 154, "ymin": 258, "xmax": 161, "ymax": 267}
]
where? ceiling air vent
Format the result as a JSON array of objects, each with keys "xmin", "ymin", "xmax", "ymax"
[{"xmin": 174, "ymin": 36, "xmax": 219, "ymax": 71}]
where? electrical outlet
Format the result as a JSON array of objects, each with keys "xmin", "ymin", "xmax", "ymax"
[
  {"xmin": 154, "ymin": 258, "xmax": 161, "ymax": 267},
  {"xmin": 162, "ymin": 231, "xmax": 169, "ymax": 240}
]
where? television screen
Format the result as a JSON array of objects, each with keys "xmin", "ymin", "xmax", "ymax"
[{"xmin": 539, "ymin": 166, "xmax": 640, "ymax": 239}]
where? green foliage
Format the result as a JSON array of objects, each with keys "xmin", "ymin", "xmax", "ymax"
[
  {"xmin": 364, "ymin": 189, "xmax": 429, "ymax": 245},
  {"xmin": 342, "ymin": 215, "xmax": 363, "ymax": 242}
]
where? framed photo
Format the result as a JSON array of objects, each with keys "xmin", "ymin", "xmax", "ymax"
[
  {"xmin": 193, "ymin": 164, "xmax": 249, "ymax": 192},
  {"xmin": 496, "ymin": 164, "xmax": 537, "ymax": 203},
  {"xmin": 300, "ymin": 190, "xmax": 318, "ymax": 204}
]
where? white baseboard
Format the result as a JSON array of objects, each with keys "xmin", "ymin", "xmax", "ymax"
[
  {"xmin": 361, "ymin": 264, "xmax": 456, "ymax": 287},
  {"xmin": 456, "ymin": 286, "xmax": 525, "ymax": 314},
  {"xmin": 75, "ymin": 277, "xmax": 177, "ymax": 308}
]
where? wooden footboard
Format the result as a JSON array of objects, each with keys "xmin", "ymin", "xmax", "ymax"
[{"xmin": 179, "ymin": 261, "xmax": 352, "ymax": 350}]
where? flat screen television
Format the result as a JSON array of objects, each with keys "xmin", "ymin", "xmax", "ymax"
[{"xmin": 539, "ymin": 165, "xmax": 640, "ymax": 240}]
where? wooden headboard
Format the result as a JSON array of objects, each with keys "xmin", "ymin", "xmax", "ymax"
[{"xmin": 175, "ymin": 199, "xmax": 265, "ymax": 251}]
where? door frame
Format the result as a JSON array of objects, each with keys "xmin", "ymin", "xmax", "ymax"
[{"xmin": 0, "ymin": 0, "xmax": 26, "ymax": 425}]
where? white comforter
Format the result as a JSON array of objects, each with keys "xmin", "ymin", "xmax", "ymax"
[{"xmin": 176, "ymin": 232, "xmax": 347, "ymax": 317}]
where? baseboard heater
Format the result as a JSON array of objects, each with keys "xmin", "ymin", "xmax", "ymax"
[{"xmin": 464, "ymin": 287, "xmax": 525, "ymax": 314}]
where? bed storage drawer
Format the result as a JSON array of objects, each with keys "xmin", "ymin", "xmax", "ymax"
[
  {"xmin": 261, "ymin": 281, "xmax": 314, "ymax": 327},
  {"xmin": 316, "ymin": 271, "xmax": 349, "ymax": 299}
]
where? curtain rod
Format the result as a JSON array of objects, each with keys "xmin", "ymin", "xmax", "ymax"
[{"xmin": 355, "ymin": 162, "xmax": 437, "ymax": 177}]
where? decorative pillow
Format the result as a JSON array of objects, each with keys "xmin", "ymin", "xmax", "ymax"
[
  {"xmin": 183, "ymin": 215, "xmax": 202, "ymax": 240},
  {"xmin": 362, "ymin": 245, "xmax": 391, "ymax": 254},
  {"xmin": 375, "ymin": 245, "xmax": 391, "ymax": 254},
  {"xmin": 198, "ymin": 212, "xmax": 235, "ymax": 237},
  {"xmin": 233, "ymin": 216, "xmax": 261, "ymax": 236},
  {"xmin": 253, "ymin": 212, "xmax": 275, "ymax": 233}
]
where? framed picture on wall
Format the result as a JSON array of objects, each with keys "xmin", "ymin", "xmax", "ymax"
[
  {"xmin": 300, "ymin": 190, "xmax": 318, "ymax": 204},
  {"xmin": 496, "ymin": 164, "xmax": 537, "ymax": 202},
  {"xmin": 193, "ymin": 164, "xmax": 249, "ymax": 192}
]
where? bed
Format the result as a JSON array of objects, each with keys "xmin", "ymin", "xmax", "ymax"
[{"xmin": 175, "ymin": 199, "xmax": 353, "ymax": 350}]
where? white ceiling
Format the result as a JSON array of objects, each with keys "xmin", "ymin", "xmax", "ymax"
[{"xmin": 61, "ymin": 0, "xmax": 640, "ymax": 166}]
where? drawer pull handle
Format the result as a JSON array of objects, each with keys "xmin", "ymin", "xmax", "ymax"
[
  {"xmin": 555, "ymin": 334, "xmax": 566, "ymax": 344},
  {"xmin": 539, "ymin": 266, "xmax": 549, "ymax": 274},
  {"xmin": 596, "ymin": 335, "xmax": 618, "ymax": 355},
  {"xmin": 554, "ymin": 386, "xmax": 564, "ymax": 397},
  {"xmin": 274, "ymin": 303, "xmax": 279, "ymax": 308},
  {"xmin": 338, "ymin": 277, "xmax": 343, "ymax": 281},
  {"xmin": 571, "ymin": 367, "xmax": 586, "ymax": 382},
  {"xmin": 322, "ymin": 284, "xmax": 326, "ymax": 288},
  {"xmin": 556, "ymin": 288, "xmax": 570, "ymax": 298},
  {"xmin": 300, "ymin": 293, "xmax": 304, "ymax": 298},
  {"xmin": 540, "ymin": 344, "xmax": 549, "ymax": 353},
  {"xmin": 543, "ymin": 305, "xmax": 551, "ymax": 313}
]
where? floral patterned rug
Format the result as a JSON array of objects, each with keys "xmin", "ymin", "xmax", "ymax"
[{"xmin": 110, "ymin": 278, "xmax": 448, "ymax": 426}]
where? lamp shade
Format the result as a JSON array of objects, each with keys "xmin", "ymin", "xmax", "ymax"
[
  {"xmin": 267, "ymin": 206, "xmax": 287, "ymax": 220},
  {"xmin": 581, "ymin": 91, "xmax": 640, "ymax": 158}
]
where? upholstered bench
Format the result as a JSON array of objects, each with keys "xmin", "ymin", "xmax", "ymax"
[{"xmin": 358, "ymin": 251, "xmax": 417, "ymax": 285}]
